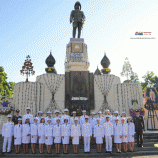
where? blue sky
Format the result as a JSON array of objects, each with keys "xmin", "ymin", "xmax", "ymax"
[{"xmin": 0, "ymin": 0, "xmax": 158, "ymax": 83}]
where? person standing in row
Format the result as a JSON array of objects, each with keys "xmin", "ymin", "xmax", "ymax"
[
  {"xmin": 54, "ymin": 110, "xmax": 61, "ymax": 125},
  {"xmin": 45, "ymin": 119, "xmax": 53, "ymax": 154},
  {"xmin": 104, "ymin": 110, "xmax": 112, "ymax": 123},
  {"xmin": 62, "ymin": 118, "xmax": 71, "ymax": 154},
  {"xmin": 53, "ymin": 119, "xmax": 62, "ymax": 154},
  {"xmin": 104, "ymin": 115, "xmax": 113, "ymax": 153},
  {"xmin": 82, "ymin": 116, "xmax": 92, "ymax": 153},
  {"xmin": 80, "ymin": 110, "xmax": 87, "ymax": 127},
  {"xmin": 45, "ymin": 111, "xmax": 53, "ymax": 125},
  {"xmin": 61, "ymin": 109, "xmax": 70, "ymax": 124},
  {"xmin": 22, "ymin": 118, "xmax": 31, "ymax": 154},
  {"xmin": 89, "ymin": 112, "xmax": 96, "ymax": 143},
  {"xmin": 97, "ymin": 111, "xmax": 104, "ymax": 125},
  {"xmin": 38, "ymin": 117, "xmax": 45, "ymax": 154},
  {"xmin": 14, "ymin": 118, "xmax": 22, "ymax": 154},
  {"xmin": 71, "ymin": 118, "xmax": 81, "ymax": 154},
  {"xmin": 22, "ymin": 107, "xmax": 34, "ymax": 124},
  {"xmin": 12, "ymin": 109, "xmax": 22, "ymax": 125},
  {"xmin": 113, "ymin": 111, "xmax": 120, "ymax": 125},
  {"xmin": 122, "ymin": 118, "xmax": 128, "ymax": 152},
  {"xmin": 37, "ymin": 111, "xmax": 43, "ymax": 124},
  {"xmin": 94, "ymin": 118, "xmax": 104, "ymax": 153},
  {"xmin": 2, "ymin": 115, "xmax": 14, "ymax": 154},
  {"xmin": 127, "ymin": 117, "xmax": 135, "ymax": 152},
  {"xmin": 113, "ymin": 117, "xmax": 122, "ymax": 153},
  {"xmin": 70, "ymin": 111, "xmax": 77, "ymax": 125},
  {"xmin": 31, "ymin": 117, "xmax": 38, "ymax": 154},
  {"xmin": 133, "ymin": 109, "xmax": 145, "ymax": 147}
]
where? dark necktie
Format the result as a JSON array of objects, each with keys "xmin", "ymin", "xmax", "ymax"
[
  {"xmin": 19, "ymin": 125, "xmax": 20, "ymax": 127},
  {"xmin": 98, "ymin": 125, "xmax": 99, "ymax": 127},
  {"xmin": 58, "ymin": 125, "xmax": 59, "ymax": 127}
]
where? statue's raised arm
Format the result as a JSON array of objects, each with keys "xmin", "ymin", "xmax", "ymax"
[{"xmin": 70, "ymin": 1, "xmax": 86, "ymax": 38}]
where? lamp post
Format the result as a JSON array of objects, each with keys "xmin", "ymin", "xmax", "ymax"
[
  {"xmin": 121, "ymin": 57, "xmax": 134, "ymax": 83},
  {"xmin": 20, "ymin": 55, "xmax": 35, "ymax": 82}
]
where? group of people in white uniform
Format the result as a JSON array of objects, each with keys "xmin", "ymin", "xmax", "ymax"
[{"xmin": 2, "ymin": 107, "xmax": 135, "ymax": 154}]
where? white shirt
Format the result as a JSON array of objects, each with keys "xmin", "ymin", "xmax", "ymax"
[
  {"xmin": 94, "ymin": 124, "xmax": 104, "ymax": 137},
  {"xmin": 61, "ymin": 123, "xmax": 71, "ymax": 137},
  {"xmin": 122, "ymin": 123, "xmax": 128, "ymax": 135},
  {"xmin": 22, "ymin": 124, "xmax": 31, "ymax": 136},
  {"xmin": 53, "ymin": 124, "xmax": 62, "ymax": 137},
  {"xmin": 45, "ymin": 124, "xmax": 53, "ymax": 137},
  {"xmin": 96, "ymin": 116, "xmax": 105, "ymax": 125},
  {"xmin": 128, "ymin": 122, "xmax": 135, "ymax": 135},
  {"xmin": 38, "ymin": 123, "xmax": 45, "ymax": 136},
  {"xmin": 103, "ymin": 121, "xmax": 113, "ymax": 136},
  {"xmin": 31, "ymin": 123, "xmax": 38, "ymax": 135},
  {"xmin": 82, "ymin": 122, "xmax": 92, "ymax": 137},
  {"xmin": 22, "ymin": 114, "xmax": 34, "ymax": 124},
  {"xmin": 89, "ymin": 117, "xmax": 97, "ymax": 129},
  {"xmin": 2, "ymin": 121, "xmax": 14, "ymax": 137},
  {"xmin": 14, "ymin": 124, "xmax": 22, "ymax": 138},
  {"xmin": 71, "ymin": 124, "xmax": 81, "ymax": 137},
  {"xmin": 113, "ymin": 123, "xmax": 122, "ymax": 136}
]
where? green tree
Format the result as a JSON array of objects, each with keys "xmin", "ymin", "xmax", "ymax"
[
  {"xmin": 0, "ymin": 66, "xmax": 15, "ymax": 98},
  {"xmin": 130, "ymin": 73, "xmax": 140, "ymax": 84}
]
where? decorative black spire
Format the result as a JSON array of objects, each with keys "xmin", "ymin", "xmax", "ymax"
[
  {"xmin": 94, "ymin": 66, "xmax": 101, "ymax": 75},
  {"xmin": 45, "ymin": 51, "xmax": 55, "ymax": 67},
  {"xmin": 101, "ymin": 52, "xmax": 110, "ymax": 68},
  {"xmin": 45, "ymin": 50, "xmax": 57, "ymax": 74}
]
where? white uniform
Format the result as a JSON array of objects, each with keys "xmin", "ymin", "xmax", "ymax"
[
  {"xmin": 22, "ymin": 114, "xmax": 34, "ymax": 124},
  {"xmin": 89, "ymin": 117, "xmax": 97, "ymax": 135},
  {"xmin": 112, "ymin": 116, "xmax": 121, "ymax": 125},
  {"xmin": 14, "ymin": 124, "xmax": 22, "ymax": 145},
  {"xmin": 22, "ymin": 124, "xmax": 31, "ymax": 144},
  {"xmin": 61, "ymin": 115, "xmax": 70, "ymax": 124},
  {"xmin": 121, "ymin": 117, "xmax": 128, "ymax": 123},
  {"xmin": 53, "ymin": 116, "xmax": 61, "ymax": 125},
  {"xmin": 122, "ymin": 123, "xmax": 128, "ymax": 143},
  {"xmin": 71, "ymin": 124, "xmax": 81, "ymax": 145},
  {"xmin": 53, "ymin": 124, "xmax": 62, "ymax": 143},
  {"xmin": 45, "ymin": 116, "xmax": 54, "ymax": 125},
  {"xmin": 128, "ymin": 122, "xmax": 135, "ymax": 142},
  {"xmin": 80, "ymin": 115, "xmax": 87, "ymax": 126},
  {"xmin": 61, "ymin": 123, "xmax": 71, "ymax": 144},
  {"xmin": 104, "ymin": 115, "xmax": 113, "ymax": 123},
  {"xmin": 2, "ymin": 121, "xmax": 14, "ymax": 152},
  {"xmin": 38, "ymin": 123, "xmax": 45, "ymax": 144},
  {"xmin": 82, "ymin": 122, "xmax": 92, "ymax": 152},
  {"xmin": 103, "ymin": 121, "xmax": 113, "ymax": 152},
  {"xmin": 37, "ymin": 117, "xmax": 42, "ymax": 124},
  {"xmin": 70, "ymin": 117, "xmax": 79, "ymax": 125},
  {"xmin": 94, "ymin": 124, "xmax": 104, "ymax": 144},
  {"xmin": 113, "ymin": 123, "xmax": 122, "ymax": 143},
  {"xmin": 31, "ymin": 123, "xmax": 38, "ymax": 143},
  {"xmin": 96, "ymin": 116, "xmax": 105, "ymax": 125},
  {"xmin": 45, "ymin": 124, "xmax": 53, "ymax": 145}
]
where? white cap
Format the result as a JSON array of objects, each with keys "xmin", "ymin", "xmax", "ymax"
[
  {"xmin": 85, "ymin": 115, "xmax": 89, "ymax": 119},
  {"xmin": 47, "ymin": 118, "xmax": 51, "ymax": 121},
  {"xmin": 72, "ymin": 111, "xmax": 76, "ymax": 114},
  {"xmin": 82, "ymin": 110, "xmax": 86, "ymax": 113},
  {"xmin": 122, "ymin": 112, "xmax": 126, "ymax": 114},
  {"xmin": 18, "ymin": 118, "xmax": 22, "ymax": 121},
  {"xmin": 97, "ymin": 118, "xmax": 101, "ymax": 121},
  {"xmin": 64, "ymin": 109, "xmax": 68, "ymax": 112},
  {"xmin": 38, "ymin": 111, "xmax": 43, "ymax": 114},
  {"xmin": 115, "ymin": 117, "xmax": 119, "ymax": 120},
  {"xmin": 34, "ymin": 117, "xmax": 38, "ymax": 120},
  {"xmin": 91, "ymin": 112, "xmax": 95, "ymax": 115},
  {"xmin": 105, "ymin": 115, "xmax": 110, "ymax": 118},
  {"xmin": 7, "ymin": 114, "xmax": 12, "ymax": 118},
  {"xmin": 26, "ymin": 107, "xmax": 31, "ymax": 110},
  {"xmin": 74, "ymin": 117, "xmax": 78, "ymax": 121},
  {"xmin": 54, "ymin": 110, "xmax": 60, "ymax": 113},
  {"xmin": 64, "ymin": 117, "xmax": 68, "ymax": 120},
  {"xmin": 98, "ymin": 111, "xmax": 102, "ymax": 114},
  {"xmin": 114, "ymin": 111, "xmax": 118, "ymax": 114},
  {"xmin": 122, "ymin": 118, "xmax": 126, "ymax": 120},
  {"xmin": 47, "ymin": 111, "xmax": 51, "ymax": 114},
  {"xmin": 105, "ymin": 110, "xmax": 110, "ymax": 113},
  {"xmin": 26, "ymin": 117, "xmax": 30, "ymax": 120}
]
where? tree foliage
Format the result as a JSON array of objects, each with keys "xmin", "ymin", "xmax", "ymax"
[{"xmin": 0, "ymin": 66, "xmax": 15, "ymax": 98}]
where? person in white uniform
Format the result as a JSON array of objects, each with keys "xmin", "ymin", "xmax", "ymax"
[
  {"xmin": 113, "ymin": 117, "xmax": 122, "ymax": 153},
  {"xmin": 37, "ymin": 111, "xmax": 43, "ymax": 124},
  {"xmin": 53, "ymin": 119, "xmax": 62, "ymax": 154},
  {"xmin": 61, "ymin": 109, "xmax": 70, "ymax": 124},
  {"xmin": 53, "ymin": 110, "xmax": 61, "ymax": 125},
  {"xmin": 122, "ymin": 118, "xmax": 128, "ymax": 152},
  {"xmin": 45, "ymin": 111, "xmax": 54, "ymax": 125},
  {"xmin": 94, "ymin": 118, "xmax": 104, "ymax": 153},
  {"xmin": 112, "ymin": 111, "xmax": 121, "ymax": 125},
  {"xmin": 103, "ymin": 115, "xmax": 113, "ymax": 153},
  {"xmin": 97, "ymin": 111, "xmax": 105, "ymax": 125},
  {"xmin": 38, "ymin": 117, "xmax": 45, "ymax": 154},
  {"xmin": 22, "ymin": 107, "xmax": 34, "ymax": 124},
  {"xmin": 121, "ymin": 112, "xmax": 128, "ymax": 123},
  {"xmin": 61, "ymin": 118, "xmax": 71, "ymax": 154},
  {"xmin": 22, "ymin": 118, "xmax": 31, "ymax": 154},
  {"xmin": 80, "ymin": 110, "xmax": 87, "ymax": 127},
  {"xmin": 82, "ymin": 116, "xmax": 92, "ymax": 153},
  {"xmin": 89, "ymin": 112, "xmax": 96, "ymax": 143},
  {"xmin": 71, "ymin": 118, "xmax": 81, "ymax": 154},
  {"xmin": 127, "ymin": 117, "xmax": 135, "ymax": 152},
  {"xmin": 104, "ymin": 110, "xmax": 113, "ymax": 123},
  {"xmin": 2, "ymin": 115, "xmax": 14, "ymax": 154},
  {"xmin": 70, "ymin": 111, "xmax": 78, "ymax": 125},
  {"xmin": 45, "ymin": 119, "xmax": 53, "ymax": 154},
  {"xmin": 31, "ymin": 117, "xmax": 38, "ymax": 154},
  {"xmin": 14, "ymin": 118, "xmax": 22, "ymax": 154}
]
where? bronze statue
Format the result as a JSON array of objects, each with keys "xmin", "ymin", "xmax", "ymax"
[{"xmin": 70, "ymin": 1, "xmax": 85, "ymax": 38}]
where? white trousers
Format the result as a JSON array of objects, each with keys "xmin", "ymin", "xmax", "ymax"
[
  {"xmin": 3, "ymin": 137, "xmax": 12, "ymax": 152},
  {"xmin": 105, "ymin": 136, "xmax": 112, "ymax": 151},
  {"xmin": 84, "ymin": 137, "xmax": 90, "ymax": 152}
]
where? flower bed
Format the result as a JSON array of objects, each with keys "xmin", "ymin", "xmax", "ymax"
[
  {"xmin": 0, "ymin": 101, "xmax": 13, "ymax": 115},
  {"xmin": 130, "ymin": 108, "xmax": 145, "ymax": 117}
]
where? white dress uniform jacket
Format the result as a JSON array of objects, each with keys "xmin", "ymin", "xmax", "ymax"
[
  {"xmin": 96, "ymin": 116, "xmax": 105, "ymax": 125},
  {"xmin": 22, "ymin": 124, "xmax": 31, "ymax": 144},
  {"xmin": 14, "ymin": 124, "xmax": 22, "ymax": 145},
  {"xmin": 113, "ymin": 123, "xmax": 122, "ymax": 143},
  {"xmin": 71, "ymin": 124, "xmax": 81, "ymax": 144},
  {"xmin": 112, "ymin": 116, "xmax": 121, "ymax": 125},
  {"xmin": 37, "ymin": 117, "xmax": 42, "ymax": 124},
  {"xmin": 53, "ymin": 116, "xmax": 61, "ymax": 125},
  {"xmin": 122, "ymin": 123, "xmax": 128, "ymax": 142},
  {"xmin": 94, "ymin": 124, "xmax": 104, "ymax": 144},
  {"xmin": 38, "ymin": 123, "xmax": 45, "ymax": 144},
  {"xmin": 45, "ymin": 124, "xmax": 53, "ymax": 145},
  {"xmin": 22, "ymin": 114, "xmax": 34, "ymax": 124},
  {"xmin": 45, "ymin": 116, "xmax": 54, "ymax": 125},
  {"xmin": 31, "ymin": 123, "xmax": 38, "ymax": 143},
  {"xmin": 53, "ymin": 124, "xmax": 62, "ymax": 143},
  {"xmin": 2, "ymin": 121, "xmax": 14, "ymax": 152},
  {"xmin": 80, "ymin": 115, "xmax": 88, "ymax": 126},
  {"xmin": 103, "ymin": 121, "xmax": 113, "ymax": 152},
  {"xmin": 89, "ymin": 117, "xmax": 97, "ymax": 135},
  {"xmin": 61, "ymin": 115, "xmax": 70, "ymax": 124},
  {"xmin": 61, "ymin": 123, "xmax": 71, "ymax": 144},
  {"xmin": 128, "ymin": 122, "xmax": 135, "ymax": 142}
]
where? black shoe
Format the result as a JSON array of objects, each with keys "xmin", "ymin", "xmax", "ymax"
[{"xmin": 109, "ymin": 151, "xmax": 112, "ymax": 154}]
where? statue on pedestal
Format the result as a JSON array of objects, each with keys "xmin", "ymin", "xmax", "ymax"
[{"xmin": 70, "ymin": 1, "xmax": 85, "ymax": 38}]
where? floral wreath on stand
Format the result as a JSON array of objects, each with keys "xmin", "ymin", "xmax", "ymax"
[{"xmin": 0, "ymin": 100, "xmax": 14, "ymax": 115}]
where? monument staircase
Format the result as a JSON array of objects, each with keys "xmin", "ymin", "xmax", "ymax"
[{"xmin": 0, "ymin": 131, "xmax": 158, "ymax": 157}]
